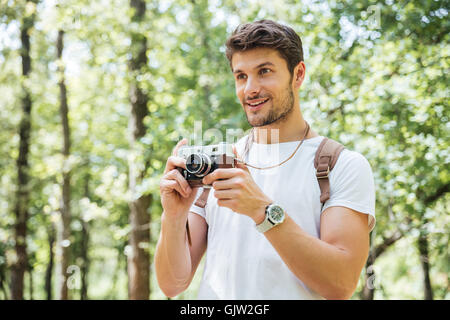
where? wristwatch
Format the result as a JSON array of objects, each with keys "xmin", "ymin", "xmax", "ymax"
[{"xmin": 255, "ymin": 203, "xmax": 286, "ymax": 233}]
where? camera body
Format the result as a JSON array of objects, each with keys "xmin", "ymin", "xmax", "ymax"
[{"xmin": 177, "ymin": 142, "xmax": 236, "ymax": 187}]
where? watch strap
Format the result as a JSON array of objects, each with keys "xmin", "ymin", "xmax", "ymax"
[{"xmin": 255, "ymin": 216, "xmax": 276, "ymax": 233}]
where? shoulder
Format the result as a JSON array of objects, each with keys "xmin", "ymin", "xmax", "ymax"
[
  {"xmin": 324, "ymin": 147, "xmax": 376, "ymax": 232},
  {"xmin": 334, "ymin": 149, "xmax": 373, "ymax": 173},
  {"xmin": 328, "ymin": 147, "xmax": 375, "ymax": 192},
  {"xmin": 313, "ymin": 137, "xmax": 372, "ymax": 173}
]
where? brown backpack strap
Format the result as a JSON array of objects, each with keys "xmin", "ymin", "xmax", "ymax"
[
  {"xmin": 314, "ymin": 138, "xmax": 345, "ymax": 203},
  {"xmin": 186, "ymin": 188, "xmax": 211, "ymax": 246}
]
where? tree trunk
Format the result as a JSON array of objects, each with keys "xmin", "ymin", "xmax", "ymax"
[
  {"xmin": 414, "ymin": 184, "xmax": 448, "ymax": 300},
  {"xmin": 127, "ymin": 0, "xmax": 151, "ymax": 300},
  {"xmin": 80, "ymin": 219, "xmax": 89, "ymax": 300},
  {"xmin": 0, "ymin": 261, "xmax": 8, "ymax": 299},
  {"xmin": 127, "ymin": 194, "xmax": 152, "ymax": 299},
  {"xmin": 28, "ymin": 265, "xmax": 33, "ymax": 300},
  {"xmin": 361, "ymin": 228, "xmax": 377, "ymax": 300},
  {"xmin": 107, "ymin": 246, "xmax": 123, "ymax": 299},
  {"xmin": 45, "ymin": 224, "xmax": 55, "ymax": 300},
  {"xmin": 80, "ymin": 172, "xmax": 91, "ymax": 300},
  {"xmin": 361, "ymin": 252, "xmax": 376, "ymax": 300},
  {"xmin": 360, "ymin": 228, "xmax": 405, "ymax": 300},
  {"xmin": 56, "ymin": 29, "xmax": 72, "ymax": 300},
  {"xmin": 418, "ymin": 233, "xmax": 434, "ymax": 300},
  {"xmin": 0, "ymin": 279, "xmax": 7, "ymax": 300},
  {"xmin": 10, "ymin": 4, "xmax": 36, "ymax": 300}
]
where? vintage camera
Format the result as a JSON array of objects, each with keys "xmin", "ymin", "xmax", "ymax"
[{"xmin": 177, "ymin": 142, "xmax": 236, "ymax": 187}]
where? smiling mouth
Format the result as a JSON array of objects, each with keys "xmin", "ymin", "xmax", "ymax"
[{"xmin": 246, "ymin": 98, "xmax": 270, "ymax": 109}]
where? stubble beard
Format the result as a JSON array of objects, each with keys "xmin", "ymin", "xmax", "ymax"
[{"xmin": 245, "ymin": 86, "xmax": 295, "ymax": 128}]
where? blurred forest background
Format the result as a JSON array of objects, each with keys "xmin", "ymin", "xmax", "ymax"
[{"xmin": 0, "ymin": 0, "xmax": 449, "ymax": 300}]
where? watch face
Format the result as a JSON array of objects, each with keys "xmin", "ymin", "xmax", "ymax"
[{"xmin": 269, "ymin": 205, "xmax": 285, "ymax": 223}]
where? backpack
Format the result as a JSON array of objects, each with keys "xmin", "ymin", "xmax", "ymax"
[{"xmin": 186, "ymin": 137, "xmax": 345, "ymax": 245}]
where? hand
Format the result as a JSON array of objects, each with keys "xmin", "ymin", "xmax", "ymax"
[
  {"xmin": 202, "ymin": 146, "xmax": 272, "ymax": 224},
  {"xmin": 160, "ymin": 139, "xmax": 199, "ymax": 219}
]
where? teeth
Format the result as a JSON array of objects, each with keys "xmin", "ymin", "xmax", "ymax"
[{"xmin": 248, "ymin": 99, "xmax": 268, "ymax": 106}]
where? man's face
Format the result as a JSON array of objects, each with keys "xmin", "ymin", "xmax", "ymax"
[{"xmin": 231, "ymin": 47, "xmax": 296, "ymax": 128}]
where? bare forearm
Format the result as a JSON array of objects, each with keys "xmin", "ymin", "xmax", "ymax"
[
  {"xmin": 155, "ymin": 212, "xmax": 192, "ymax": 296},
  {"xmin": 263, "ymin": 215, "xmax": 359, "ymax": 299}
]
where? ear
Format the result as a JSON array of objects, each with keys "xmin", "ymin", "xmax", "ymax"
[{"xmin": 293, "ymin": 61, "xmax": 306, "ymax": 89}]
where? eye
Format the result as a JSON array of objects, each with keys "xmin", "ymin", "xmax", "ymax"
[
  {"xmin": 236, "ymin": 73, "xmax": 247, "ymax": 80},
  {"xmin": 259, "ymin": 68, "xmax": 271, "ymax": 75}
]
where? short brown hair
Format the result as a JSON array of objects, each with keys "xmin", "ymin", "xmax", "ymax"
[{"xmin": 225, "ymin": 20, "xmax": 304, "ymax": 75}]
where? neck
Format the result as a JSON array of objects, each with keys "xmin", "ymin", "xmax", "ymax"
[{"xmin": 252, "ymin": 103, "xmax": 318, "ymax": 144}]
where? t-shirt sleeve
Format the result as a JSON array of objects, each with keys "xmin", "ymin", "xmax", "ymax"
[
  {"xmin": 189, "ymin": 187, "xmax": 207, "ymax": 219},
  {"xmin": 321, "ymin": 150, "xmax": 376, "ymax": 232}
]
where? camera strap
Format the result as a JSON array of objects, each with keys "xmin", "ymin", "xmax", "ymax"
[{"xmin": 186, "ymin": 188, "xmax": 211, "ymax": 246}]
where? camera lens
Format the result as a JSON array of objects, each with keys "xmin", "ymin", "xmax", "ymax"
[
  {"xmin": 187, "ymin": 154, "xmax": 201, "ymax": 172},
  {"xmin": 186, "ymin": 153, "xmax": 211, "ymax": 177}
]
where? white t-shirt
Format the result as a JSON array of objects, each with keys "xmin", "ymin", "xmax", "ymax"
[{"xmin": 190, "ymin": 135, "xmax": 376, "ymax": 300}]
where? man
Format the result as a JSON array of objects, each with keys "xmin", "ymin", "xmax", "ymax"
[{"xmin": 155, "ymin": 20, "xmax": 375, "ymax": 300}]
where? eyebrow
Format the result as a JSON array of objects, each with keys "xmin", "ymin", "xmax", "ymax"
[{"xmin": 233, "ymin": 62, "xmax": 275, "ymax": 74}]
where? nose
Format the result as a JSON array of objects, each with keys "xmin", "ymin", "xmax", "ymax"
[{"xmin": 244, "ymin": 76, "xmax": 261, "ymax": 98}]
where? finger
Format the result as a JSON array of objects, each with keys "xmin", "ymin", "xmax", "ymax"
[
  {"xmin": 211, "ymin": 177, "xmax": 240, "ymax": 190},
  {"xmin": 160, "ymin": 179, "xmax": 188, "ymax": 198},
  {"xmin": 213, "ymin": 189, "xmax": 237, "ymax": 200},
  {"xmin": 164, "ymin": 155, "xmax": 187, "ymax": 174},
  {"xmin": 235, "ymin": 160, "xmax": 250, "ymax": 173},
  {"xmin": 165, "ymin": 169, "xmax": 191, "ymax": 194},
  {"xmin": 217, "ymin": 199, "xmax": 235, "ymax": 209},
  {"xmin": 172, "ymin": 138, "xmax": 188, "ymax": 157},
  {"xmin": 162, "ymin": 177, "xmax": 188, "ymax": 198},
  {"xmin": 202, "ymin": 168, "xmax": 244, "ymax": 185}
]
